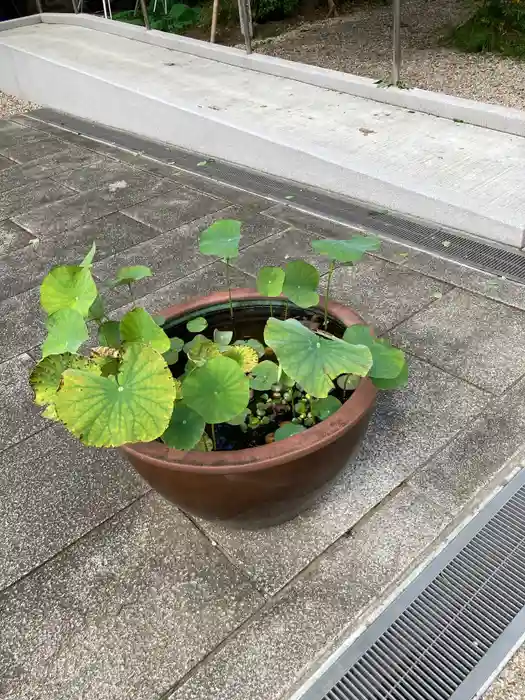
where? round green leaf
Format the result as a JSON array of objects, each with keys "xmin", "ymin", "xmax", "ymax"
[
  {"xmin": 312, "ymin": 395, "xmax": 342, "ymax": 420},
  {"xmin": 343, "ymin": 325, "xmax": 405, "ymax": 379},
  {"xmin": 98, "ymin": 320, "xmax": 121, "ymax": 349},
  {"xmin": 336, "ymin": 374, "xmax": 360, "ymax": 391},
  {"xmin": 282, "ymin": 260, "xmax": 320, "ymax": 308},
  {"xmin": 184, "ymin": 335, "xmax": 221, "ymax": 366},
  {"xmin": 161, "ymin": 402, "xmax": 205, "ymax": 451},
  {"xmin": 274, "ymin": 423, "xmax": 306, "ymax": 442},
  {"xmin": 199, "ymin": 219, "xmax": 242, "ymax": 259},
  {"xmin": 256, "ymin": 266, "xmax": 285, "ymax": 297},
  {"xmin": 40, "ymin": 265, "xmax": 98, "ymax": 317},
  {"xmin": 186, "ymin": 316, "xmax": 208, "ymax": 333},
  {"xmin": 213, "ymin": 329, "xmax": 233, "ymax": 347},
  {"xmin": 227, "ymin": 408, "xmax": 250, "ymax": 426},
  {"xmin": 163, "ymin": 336, "xmax": 185, "ymax": 365},
  {"xmin": 55, "ymin": 344, "xmax": 176, "ymax": 447},
  {"xmin": 80, "ymin": 242, "xmax": 96, "ymax": 267},
  {"xmin": 120, "ymin": 308, "xmax": 171, "ymax": 354},
  {"xmin": 250, "ymin": 360, "xmax": 280, "ymax": 391},
  {"xmin": 115, "ymin": 265, "xmax": 152, "ymax": 285},
  {"xmin": 311, "ymin": 235, "xmax": 381, "ymax": 263},
  {"xmin": 42, "ymin": 309, "xmax": 88, "ymax": 358},
  {"xmin": 30, "ymin": 353, "xmax": 101, "ymax": 408},
  {"xmin": 182, "ymin": 355, "xmax": 249, "ymax": 424},
  {"xmin": 264, "ymin": 317, "xmax": 373, "ymax": 398},
  {"xmin": 372, "ymin": 360, "xmax": 409, "ymax": 390}
]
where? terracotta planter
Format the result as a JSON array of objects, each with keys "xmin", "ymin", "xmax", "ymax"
[{"xmin": 121, "ymin": 289, "xmax": 377, "ymax": 528}]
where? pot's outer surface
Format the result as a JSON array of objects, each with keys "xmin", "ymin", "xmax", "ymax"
[{"xmin": 121, "ymin": 289, "xmax": 377, "ymax": 527}]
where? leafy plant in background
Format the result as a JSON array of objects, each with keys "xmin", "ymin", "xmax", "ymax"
[
  {"xmin": 30, "ymin": 218, "xmax": 407, "ymax": 453},
  {"xmin": 113, "ymin": 0, "xmax": 200, "ymax": 34}
]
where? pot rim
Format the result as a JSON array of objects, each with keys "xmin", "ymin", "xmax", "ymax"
[{"xmin": 122, "ymin": 288, "xmax": 377, "ymax": 474}]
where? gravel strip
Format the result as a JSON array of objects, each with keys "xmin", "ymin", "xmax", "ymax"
[
  {"xmin": 255, "ymin": 0, "xmax": 525, "ymax": 110},
  {"xmin": 0, "ymin": 91, "xmax": 38, "ymax": 119},
  {"xmin": 485, "ymin": 646, "xmax": 525, "ymax": 699}
]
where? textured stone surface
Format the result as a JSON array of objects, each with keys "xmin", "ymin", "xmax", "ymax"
[
  {"xmin": 0, "ymin": 425, "xmax": 148, "ymax": 589},
  {"xmin": 12, "ymin": 173, "xmax": 174, "ymax": 236},
  {"xmin": 171, "ymin": 486, "xmax": 446, "ymax": 700},
  {"xmin": 0, "ymin": 218, "xmax": 34, "ymax": 255},
  {"xmin": 126, "ymin": 261, "xmax": 255, "ymax": 316},
  {"xmin": 0, "ymin": 493, "xmax": 263, "ymax": 700},
  {"xmin": 94, "ymin": 212, "xmax": 219, "ymax": 310},
  {"xmin": 328, "ymin": 256, "xmax": 451, "ymax": 333},
  {"xmin": 0, "ymin": 287, "xmax": 44, "ymax": 362},
  {"xmin": 390, "ymin": 288, "xmax": 525, "ymax": 393},
  {"xmin": 233, "ymin": 226, "xmax": 329, "ymax": 277},
  {"xmin": 371, "ymin": 237, "xmax": 525, "ymax": 313},
  {"xmin": 0, "ymin": 178, "xmax": 73, "ymax": 219},
  {"xmin": 0, "ymin": 213, "xmax": 161, "ymax": 302},
  {"xmin": 121, "ymin": 186, "xmax": 226, "ymax": 233},
  {"xmin": 0, "ymin": 135, "xmax": 70, "ymax": 164},
  {"xmin": 0, "ymin": 146, "xmax": 102, "ymax": 193},
  {"xmin": 264, "ymin": 203, "xmax": 368, "ymax": 238},
  {"xmin": 198, "ymin": 356, "xmax": 487, "ymax": 594},
  {"xmin": 51, "ymin": 158, "xmax": 146, "ymax": 192},
  {"xmin": 0, "ymin": 155, "xmax": 14, "ymax": 171},
  {"xmin": 410, "ymin": 376, "xmax": 525, "ymax": 514},
  {"xmin": 0, "ymin": 354, "xmax": 48, "ymax": 452}
]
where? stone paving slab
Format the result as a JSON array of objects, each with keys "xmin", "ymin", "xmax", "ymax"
[
  {"xmin": 0, "ymin": 177, "xmax": 73, "ymax": 220},
  {"xmin": 0, "ymin": 493, "xmax": 264, "ymax": 700},
  {"xmin": 327, "ymin": 257, "xmax": 452, "ymax": 335},
  {"xmin": 12, "ymin": 173, "xmax": 174, "ymax": 236},
  {"xmin": 0, "ymin": 145, "xmax": 103, "ymax": 193},
  {"xmin": 0, "ymin": 353, "xmax": 48, "ymax": 452},
  {"xmin": 0, "ymin": 425, "xmax": 148, "ymax": 589},
  {"xmin": 198, "ymin": 357, "xmax": 487, "ymax": 594},
  {"xmin": 0, "ymin": 218, "xmax": 33, "ymax": 256},
  {"xmin": 0, "ymin": 134, "xmax": 71, "ymax": 164},
  {"xmin": 410, "ymin": 375, "xmax": 525, "ymax": 516},
  {"xmin": 2, "ymin": 112, "xmax": 525, "ymax": 700},
  {"xmin": 121, "ymin": 186, "xmax": 227, "ymax": 234},
  {"xmin": 389, "ymin": 288, "xmax": 525, "ymax": 394},
  {"xmin": 170, "ymin": 486, "xmax": 448, "ymax": 700}
]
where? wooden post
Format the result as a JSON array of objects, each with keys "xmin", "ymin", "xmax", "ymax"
[
  {"xmin": 139, "ymin": 0, "xmax": 151, "ymax": 29},
  {"xmin": 210, "ymin": 0, "xmax": 220, "ymax": 43},
  {"xmin": 391, "ymin": 0, "xmax": 401, "ymax": 85},
  {"xmin": 237, "ymin": 0, "xmax": 252, "ymax": 53}
]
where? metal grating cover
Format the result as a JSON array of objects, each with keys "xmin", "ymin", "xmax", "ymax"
[{"xmin": 298, "ymin": 470, "xmax": 525, "ymax": 700}]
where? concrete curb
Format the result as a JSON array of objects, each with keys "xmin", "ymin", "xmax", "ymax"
[{"xmin": 2, "ymin": 12, "xmax": 523, "ymax": 138}]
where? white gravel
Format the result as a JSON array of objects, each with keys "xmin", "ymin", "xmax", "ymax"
[
  {"xmin": 255, "ymin": 0, "xmax": 525, "ymax": 110},
  {"xmin": 484, "ymin": 646, "xmax": 525, "ymax": 700},
  {"xmin": 0, "ymin": 91, "xmax": 37, "ymax": 119}
]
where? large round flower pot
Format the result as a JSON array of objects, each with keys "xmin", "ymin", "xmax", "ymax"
[{"xmin": 121, "ymin": 289, "xmax": 377, "ymax": 528}]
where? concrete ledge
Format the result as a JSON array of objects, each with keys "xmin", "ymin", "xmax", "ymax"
[{"xmin": 33, "ymin": 12, "xmax": 525, "ymax": 139}]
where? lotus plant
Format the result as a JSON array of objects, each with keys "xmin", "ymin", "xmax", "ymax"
[{"xmin": 29, "ymin": 218, "xmax": 407, "ymax": 451}]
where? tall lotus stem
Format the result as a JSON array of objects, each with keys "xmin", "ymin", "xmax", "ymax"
[
  {"xmin": 226, "ymin": 259, "xmax": 233, "ymax": 319},
  {"xmin": 324, "ymin": 260, "xmax": 335, "ymax": 329},
  {"xmin": 211, "ymin": 423, "xmax": 217, "ymax": 451}
]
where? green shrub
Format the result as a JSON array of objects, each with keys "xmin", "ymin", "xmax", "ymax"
[
  {"xmin": 449, "ymin": 0, "xmax": 525, "ymax": 57},
  {"xmin": 251, "ymin": 0, "xmax": 300, "ymax": 21}
]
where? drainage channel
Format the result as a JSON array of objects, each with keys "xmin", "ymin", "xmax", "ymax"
[
  {"xmin": 26, "ymin": 109, "xmax": 525, "ymax": 287},
  {"xmin": 291, "ymin": 468, "xmax": 525, "ymax": 700}
]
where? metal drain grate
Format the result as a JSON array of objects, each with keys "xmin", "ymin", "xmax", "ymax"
[
  {"xmin": 297, "ymin": 469, "xmax": 525, "ymax": 700},
  {"xmin": 28, "ymin": 109, "xmax": 525, "ymax": 285}
]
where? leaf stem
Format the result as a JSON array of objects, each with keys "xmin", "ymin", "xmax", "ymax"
[
  {"xmin": 270, "ymin": 300, "xmax": 273, "ymax": 318},
  {"xmin": 127, "ymin": 282, "xmax": 136, "ymax": 309},
  {"xmin": 211, "ymin": 423, "xmax": 217, "ymax": 451},
  {"xmin": 284, "ymin": 299, "xmax": 288, "ymax": 320},
  {"xmin": 324, "ymin": 260, "xmax": 335, "ymax": 329},
  {"xmin": 226, "ymin": 259, "xmax": 233, "ymax": 320}
]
